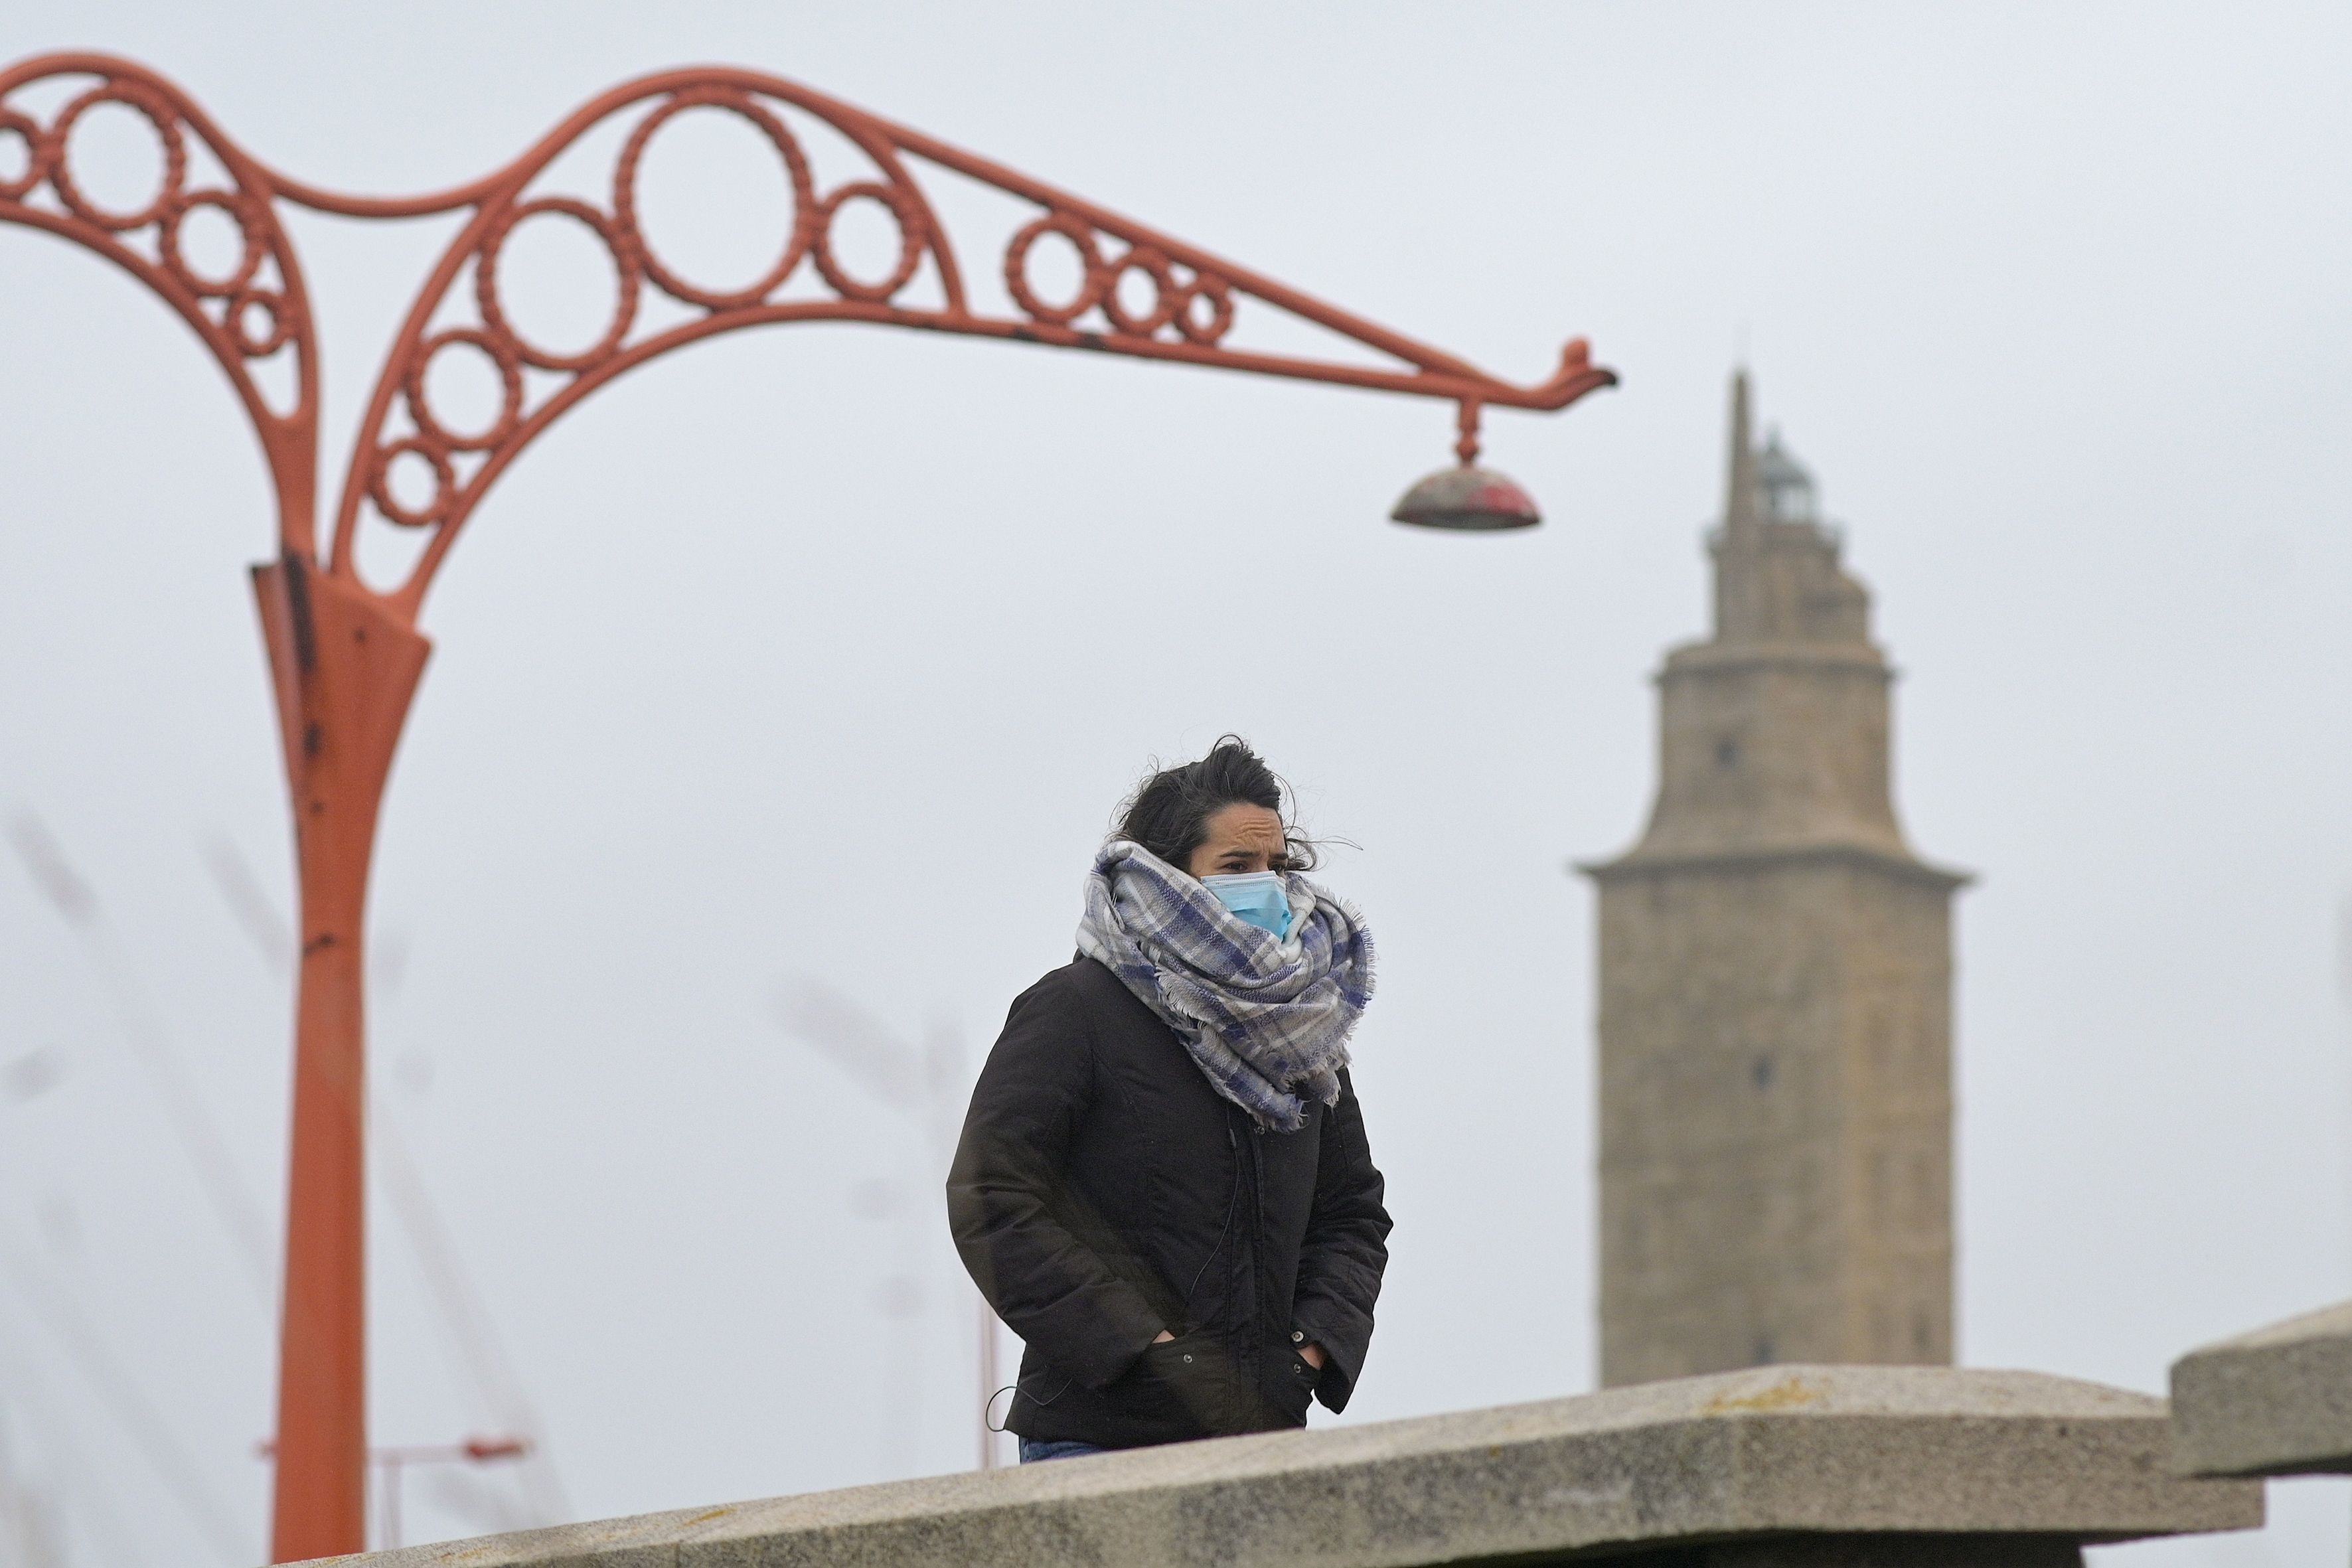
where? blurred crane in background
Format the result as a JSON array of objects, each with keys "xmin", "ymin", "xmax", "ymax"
[
  {"xmin": 0, "ymin": 1405, "xmax": 64, "ymax": 1568},
  {"xmin": 770, "ymin": 982, "xmax": 1005, "ymax": 1472},
  {"xmin": 198, "ymin": 834, "xmax": 573, "ymax": 1541},
  {"xmin": 1, "ymin": 814, "xmax": 570, "ymax": 1554}
]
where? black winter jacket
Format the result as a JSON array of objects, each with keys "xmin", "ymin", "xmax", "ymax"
[{"xmin": 947, "ymin": 956, "xmax": 1390, "ymax": 1450}]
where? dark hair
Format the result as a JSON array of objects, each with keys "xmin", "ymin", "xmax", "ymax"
[{"xmin": 1113, "ymin": 735, "xmax": 1318, "ymax": 874}]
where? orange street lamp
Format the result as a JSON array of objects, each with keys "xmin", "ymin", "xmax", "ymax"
[{"xmin": 0, "ymin": 51, "xmax": 1614, "ymax": 1562}]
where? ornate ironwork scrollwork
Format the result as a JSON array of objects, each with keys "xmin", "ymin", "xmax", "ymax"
[
  {"xmin": 3, "ymin": 54, "xmax": 1612, "ymax": 627},
  {"xmin": 0, "ymin": 56, "xmax": 321, "ymax": 547},
  {"xmin": 311, "ymin": 66, "xmax": 1612, "ymax": 619}
]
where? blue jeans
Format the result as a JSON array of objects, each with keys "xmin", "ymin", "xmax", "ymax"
[{"xmin": 1018, "ymin": 1438, "xmax": 1105, "ymax": 1463}]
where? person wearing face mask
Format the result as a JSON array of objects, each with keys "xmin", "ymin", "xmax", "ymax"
[{"xmin": 947, "ymin": 736, "xmax": 1390, "ymax": 1462}]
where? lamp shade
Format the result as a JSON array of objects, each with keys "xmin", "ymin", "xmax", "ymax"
[{"xmin": 1389, "ymin": 464, "xmax": 1540, "ymax": 530}]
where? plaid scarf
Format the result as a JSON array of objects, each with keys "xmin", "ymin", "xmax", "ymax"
[{"xmin": 1075, "ymin": 840, "xmax": 1375, "ymax": 1133}]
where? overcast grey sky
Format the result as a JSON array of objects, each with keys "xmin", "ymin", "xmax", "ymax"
[{"xmin": 2, "ymin": 3, "xmax": 2348, "ymax": 1563}]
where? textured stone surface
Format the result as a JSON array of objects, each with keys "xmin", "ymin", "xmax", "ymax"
[
  {"xmin": 305, "ymin": 1366, "xmax": 2258, "ymax": 1567},
  {"xmin": 2171, "ymin": 1298, "xmax": 2352, "ymax": 1476},
  {"xmin": 1579, "ymin": 373, "xmax": 1968, "ymax": 1387}
]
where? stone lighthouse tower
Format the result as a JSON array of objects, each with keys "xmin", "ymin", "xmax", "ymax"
[{"xmin": 1580, "ymin": 372, "xmax": 1967, "ymax": 1388}]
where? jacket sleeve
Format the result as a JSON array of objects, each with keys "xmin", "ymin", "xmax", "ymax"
[
  {"xmin": 946, "ymin": 974, "xmax": 1168, "ymax": 1389},
  {"xmin": 1288, "ymin": 1068, "xmax": 1391, "ymax": 1412}
]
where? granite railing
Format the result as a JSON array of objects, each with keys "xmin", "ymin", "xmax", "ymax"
[
  {"xmin": 2171, "ymin": 1298, "xmax": 2352, "ymax": 1480},
  {"xmin": 312, "ymin": 1364, "xmax": 2260, "ymax": 1568}
]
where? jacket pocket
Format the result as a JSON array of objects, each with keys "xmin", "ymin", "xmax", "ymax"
[
  {"xmin": 1136, "ymin": 1333, "xmax": 1247, "ymax": 1433},
  {"xmin": 1271, "ymin": 1350, "xmax": 1316, "ymax": 1426},
  {"xmin": 1015, "ymin": 1366, "xmax": 1075, "ymax": 1409}
]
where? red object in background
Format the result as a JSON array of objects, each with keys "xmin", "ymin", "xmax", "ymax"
[
  {"xmin": 256, "ymin": 1437, "xmax": 530, "ymax": 1551},
  {"xmin": 0, "ymin": 51, "xmax": 1615, "ymax": 1562}
]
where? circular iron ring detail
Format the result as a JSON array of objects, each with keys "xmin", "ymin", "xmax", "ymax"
[
  {"xmin": 1101, "ymin": 244, "xmax": 1178, "ymax": 337},
  {"xmin": 403, "ymin": 327, "xmax": 524, "ymax": 453},
  {"xmin": 475, "ymin": 196, "xmax": 641, "ymax": 372},
  {"xmin": 160, "ymin": 188, "xmax": 264, "ymax": 299},
  {"xmin": 228, "ymin": 284, "xmax": 293, "ymax": 356},
  {"xmin": 371, "ymin": 435, "xmax": 456, "ymax": 529},
  {"xmin": 369, "ymin": 432, "xmax": 456, "ymax": 531},
  {"xmin": 614, "ymin": 87, "xmax": 816, "ymax": 312},
  {"xmin": 1172, "ymin": 271, "xmax": 1234, "ymax": 346},
  {"xmin": 812, "ymin": 180, "xmax": 922, "ymax": 303},
  {"xmin": 1004, "ymin": 212, "xmax": 1104, "ymax": 327},
  {"xmin": 0, "ymin": 109, "xmax": 52, "ymax": 202},
  {"xmin": 48, "ymin": 82, "xmax": 187, "ymax": 232}
]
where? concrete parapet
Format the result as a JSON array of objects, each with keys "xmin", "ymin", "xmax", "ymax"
[
  {"xmin": 2171, "ymin": 1298, "xmax": 2352, "ymax": 1477},
  {"xmin": 315, "ymin": 1366, "xmax": 2258, "ymax": 1568}
]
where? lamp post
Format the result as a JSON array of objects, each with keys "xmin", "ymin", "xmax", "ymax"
[{"xmin": 0, "ymin": 51, "xmax": 1615, "ymax": 1562}]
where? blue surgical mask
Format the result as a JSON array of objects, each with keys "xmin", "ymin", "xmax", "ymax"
[{"xmin": 1200, "ymin": 871, "xmax": 1294, "ymax": 940}]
